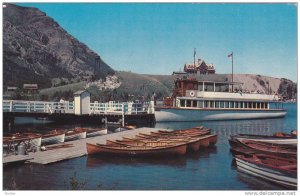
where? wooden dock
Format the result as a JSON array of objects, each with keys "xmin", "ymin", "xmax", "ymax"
[{"xmin": 3, "ymin": 127, "xmax": 166, "ymax": 165}]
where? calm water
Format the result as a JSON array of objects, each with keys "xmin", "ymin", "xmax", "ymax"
[{"xmin": 3, "ymin": 103, "xmax": 297, "ymax": 190}]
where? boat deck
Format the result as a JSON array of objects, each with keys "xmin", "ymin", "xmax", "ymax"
[{"xmin": 3, "ymin": 127, "xmax": 166, "ymax": 165}]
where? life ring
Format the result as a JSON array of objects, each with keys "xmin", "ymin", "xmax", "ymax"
[{"xmin": 190, "ymin": 91, "xmax": 195, "ymax": 97}]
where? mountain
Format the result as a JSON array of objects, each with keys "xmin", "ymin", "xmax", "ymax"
[
  {"xmin": 115, "ymin": 72, "xmax": 296, "ymax": 101},
  {"xmin": 36, "ymin": 71, "xmax": 296, "ymax": 101},
  {"xmin": 3, "ymin": 3, "xmax": 114, "ymax": 89}
]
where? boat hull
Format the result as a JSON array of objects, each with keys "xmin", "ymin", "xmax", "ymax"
[
  {"xmin": 65, "ymin": 131, "xmax": 87, "ymax": 142},
  {"xmin": 86, "ymin": 129, "xmax": 107, "ymax": 137},
  {"xmin": 235, "ymin": 156, "xmax": 297, "ymax": 189},
  {"xmin": 42, "ymin": 133, "xmax": 65, "ymax": 145},
  {"xmin": 155, "ymin": 107, "xmax": 287, "ymax": 122},
  {"xmin": 231, "ymin": 134, "xmax": 297, "ymax": 146},
  {"xmin": 86, "ymin": 143, "xmax": 187, "ymax": 156},
  {"xmin": 31, "ymin": 137, "xmax": 42, "ymax": 148}
]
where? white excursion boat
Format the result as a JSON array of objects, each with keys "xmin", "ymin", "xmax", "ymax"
[{"xmin": 155, "ymin": 78, "xmax": 287, "ymax": 122}]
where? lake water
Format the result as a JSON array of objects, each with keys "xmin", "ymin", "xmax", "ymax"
[{"xmin": 3, "ymin": 103, "xmax": 297, "ymax": 190}]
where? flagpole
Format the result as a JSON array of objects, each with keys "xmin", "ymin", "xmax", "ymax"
[
  {"xmin": 231, "ymin": 52, "xmax": 233, "ymax": 92},
  {"xmin": 231, "ymin": 51, "xmax": 233, "ymax": 83}
]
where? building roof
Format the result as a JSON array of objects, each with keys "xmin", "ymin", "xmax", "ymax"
[
  {"xmin": 23, "ymin": 84, "xmax": 38, "ymax": 89},
  {"xmin": 74, "ymin": 90, "xmax": 90, "ymax": 96},
  {"xmin": 172, "ymin": 71, "xmax": 188, "ymax": 75}
]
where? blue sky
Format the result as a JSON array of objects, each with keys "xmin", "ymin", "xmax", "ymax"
[{"xmin": 18, "ymin": 3, "xmax": 297, "ymax": 81}]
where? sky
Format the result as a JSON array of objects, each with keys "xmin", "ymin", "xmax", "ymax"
[{"xmin": 17, "ymin": 3, "xmax": 297, "ymax": 81}]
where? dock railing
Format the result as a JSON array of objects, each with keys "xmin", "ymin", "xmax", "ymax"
[
  {"xmin": 89, "ymin": 101, "xmax": 153, "ymax": 115},
  {"xmin": 3, "ymin": 100, "xmax": 155, "ymax": 115},
  {"xmin": 3, "ymin": 100, "xmax": 74, "ymax": 114}
]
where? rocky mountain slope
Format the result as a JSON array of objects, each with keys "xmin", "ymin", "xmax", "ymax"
[{"xmin": 3, "ymin": 3, "xmax": 114, "ymax": 88}]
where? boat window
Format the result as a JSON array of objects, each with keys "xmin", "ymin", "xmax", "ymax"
[
  {"xmin": 198, "ymin": 101, "xmax": 203, "ymax": 108},
  {"xmin": 244, "ymin": 102, "xmax": 248, "ymax": 108},
  {"xmin": 225, "ymin": 101, "xmax": 229, "ymax": 108},
  {"xmin": 240, "ymin": 102, "xmax": 244, "ymax": 108},
  {"xmin": 194, "ymin": 84, "xmax": 197, "ymax": 90},
  {"xmin": 249, "ymin": 102, "xmax": 253, "ymax": 109},
  {"xmin": 180, "ymin": 100, "xmax": 185, "ymax": 107},
  {"xmin": 204, "ymin": 101, "xmax": 209, "ymax": 108},
  {"xmin": 178, "ymin": 82, "xmax": 181, "ymax": 88},
  {"xmin": 192, "ymin": 100, "xmax": 197, "ymax": 107},
  {"xmin": 215, "ymin": 101, "xmax": 220, "ymax": 108},
  {"xmin": 186, "ymin": 100, "xmax": 191, "ymax": 107},
  {"xmin": 220, "ymin": 101, "xmax": 224, "ymax": 108},
  {"xmin": 230, "ymin": 101, "xmax": 234, "ymax": 108},
  {"xmin": 265, "ymin": 103, "xmax": 268, "ymax": 109},
  {"xmin": 206, "ymin": 83, "xmax": 214, "ymax": 92},
  {"xmin": 210, "ymin": 101, "xmax": 214, "ymax": 108},
  {"xmin": 235, "ymin": 101, "xmax": 239, "ymax": 108},
  {"xmin": 257, "ymin": 102, "xmax": 261, "ymax": 109}
]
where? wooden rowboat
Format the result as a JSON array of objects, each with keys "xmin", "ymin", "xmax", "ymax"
[
  {"xmin": 231, "ymin": 133, "xmax": 297, "ymax": 146},
  {"xmin": 4, "ymin": 133, "xmax": 42, "ymax": 148},
  {"xmin": 123, "ymin": 133, "xmax": 217, "ymax": 151},
  {"xmin": 73, "ymin": 127, "xmax": 107, "ymax": 137},
  {"xmin": 236, "ymin": 139, "xmax": 297, "ymax": 157},
  {"xmin": 114, "ymin": 125, "xmax": 137, "ymax": 132},
  {"xmin": 86, "ymin": 128, "xmax": 107, "ymax": 137},
  {"xmin": 235, "ymin": 154, "xmax": 297, "ymax": 189},
  {"xmin": 86, "ymin": 141, "xmax": 187, "ymax": 156},
  {"xmin": 42, "ymin": 130, "xmax": 65, "ymax": 145},
  {"xmin": 144, "ymin": 130, "xmax": 210, "ymax": 138},
  {"xmin": 157, "ymin": 127, "xmax": 211, "ymax": 135},
  {"xmin": 106, "ymin": 139, "xmax": 185, "ymax": 148},
  {"xmin": 116, "ymin": 137, "xmax": 200, "ymax": 151},
  {"xmin": 65, "ymin": 129, "xmax": 87, "ymax": 142}
]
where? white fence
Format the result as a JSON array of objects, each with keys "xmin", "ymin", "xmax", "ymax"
[{"xmin": 3, "ymin": 100, "xmax": 154, "ymax": 115}]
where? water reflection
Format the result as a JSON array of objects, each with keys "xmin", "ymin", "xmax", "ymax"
[
  {"xmin": 236, "ymin": 171, "xmax": 290, "ymax": 190},
  {"xmin": 86, "ymin": 155, "xmax": 187, "ymax": 168},
  {"xmin": 157, "ymin": 118, "xmax": 288, "ymax": 145},
  {"xmin": 86, "ymin": 146, "xmax": 218, "ymax": 168},
  {"xmin": 3, "ymin": 103, "xmax": 296, "ymax": 190}
]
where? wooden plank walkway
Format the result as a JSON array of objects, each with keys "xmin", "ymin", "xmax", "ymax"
[
  {"xmin": 3, "ymin": 127, "xmax": 167, "ymax": 165},
  {"xmin": 3, "ymin": 154, "xmax": 34, "ymax": 165}
]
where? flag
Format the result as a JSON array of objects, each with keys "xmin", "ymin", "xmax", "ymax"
[{"xmin": 228, "ymin": 52, "xmax": 233, "ymax": 58}]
